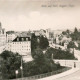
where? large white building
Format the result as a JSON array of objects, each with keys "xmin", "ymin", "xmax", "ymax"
[{"xmin": 5, "ymin": 36, "xmax": 31, "ymax": 56}]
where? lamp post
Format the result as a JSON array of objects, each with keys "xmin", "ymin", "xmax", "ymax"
[
  {"xmin": 16, "ymin": 56, "xmax": 23, "ymax": 80},
  {"xmin": 20, "ymin": 56, "xmax": 23, "ymax": 80},
  {"xmin": 15, "ymin": 70, "xmax": 18, "ymax": 79}
]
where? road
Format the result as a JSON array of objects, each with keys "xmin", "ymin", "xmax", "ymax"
[
  {"xmin": 54, "ymin": 49, "xmax": 80, "ymax": 80},
  {"xmin": 54, "ymin": 68, "xmax": 80, "ymax": 80}
]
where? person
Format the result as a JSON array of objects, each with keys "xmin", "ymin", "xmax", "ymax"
[{"xmin": 74, "ymin": 62, "xmax": 76, "ymax": 68}]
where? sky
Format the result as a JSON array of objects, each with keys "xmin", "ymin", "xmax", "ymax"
[{"xmin": 0, "ymin": 0, "xmax": 80, "ymax": 31}]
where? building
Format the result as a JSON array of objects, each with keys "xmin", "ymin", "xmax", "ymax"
[
  {"xmin": 53, "ymin": 30, "xmax": 63, "ymax": 39},
  {"xmin": 5, "ymin": 36, "xmax": 31, "ymax": 56},
  {"xmin": 0, "ymin": 22, "xmax": 6, "ymax": 53},
  {"xmin": 6, "ymin": 31, "xmax": 17, "ymax": 42},
  {"xmin": 45, "ymin": 28, "xmax": 51, "ymax": 39}
]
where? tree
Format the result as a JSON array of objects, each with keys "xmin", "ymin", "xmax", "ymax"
[
  {"xmin": 66, "ymin": 29, "xmax": 70, "ymax": 34},
  {"xmin": 62, "ymin": 31, "xmax": 67, "ymax": 35},
  {"xmin": 39, "ymin": 36, "xmax": 49, "ymax": 49},
  {"xmin": 67, "ymin": 41, "xmax": 76, "ymax": 55},
  {"xmin": 74, "ymin": 27, "xmax": 78, "ymax": 33},
  {"xmin": 45, "ymin": 47, "xmax": 54, "ymax": 60},
  {"xmin": 28, "ymin": 48, "xmax": 59, "ymax": 75},
  {"xmin": 0, "ymin": 50, "xmax": 22, "ymax": 79},
  {"xmin": 32, "ymin": 48, "xmax": 45, "ymax": 64},
  {"xmin": 31, "ymin": 33, "xmax": 38, "ymax": 51}
]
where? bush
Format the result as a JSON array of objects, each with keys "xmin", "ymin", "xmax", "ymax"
[{"xmin": 45, "ymin": 47, "xmax": 76, "ymax": 60}]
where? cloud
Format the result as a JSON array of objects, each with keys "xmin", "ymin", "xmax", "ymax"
[{"xmin": 0, "ymin": 0, "xmax": 80, "ymax": 31}]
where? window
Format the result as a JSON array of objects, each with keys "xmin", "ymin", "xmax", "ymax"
[
  {"xmin": 17, "ymin": 38, "xmax": 19, "ymax": 41},
  {"xmin": 26, "ymin": 38, "xmax": 28, "ymax": 41},
  {"xmin": 22, "ymin": 38, "xmax": 24, "ymax": 41}
]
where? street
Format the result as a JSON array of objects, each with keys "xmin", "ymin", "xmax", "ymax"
[{"xmin": 54, "ymin": 68, "xmax": 80, "ymax": 80}]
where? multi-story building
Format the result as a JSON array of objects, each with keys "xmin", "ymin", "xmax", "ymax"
[
  {"xmin": 6, "ymin": 31, "xmax": 17, "ymax": 42},
  {"xmin": 0, "ymin": 22, "xmax": 6, "ymax": 53},
  {"xmin": 5, "ymin": 36, "xmax": 31, "ymax": 56}
]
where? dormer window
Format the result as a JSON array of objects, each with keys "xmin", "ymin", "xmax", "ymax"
[
  {"xmin": 22, "ymin": 38, "xmax": 24, "ymax": 41},
  {"xmin": 17, "ymin": 38, "xmax": 19, "ymax": 41},
  {"xmin": 26, "ymin": 38, "xmax": 28, "ymax": 41}
]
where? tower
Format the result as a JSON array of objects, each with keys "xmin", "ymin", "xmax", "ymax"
[{"xmin": 0, "ymin": 22, "xmax": 2, "ymax": 29}]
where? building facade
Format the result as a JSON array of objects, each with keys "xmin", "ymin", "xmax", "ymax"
[
  {"xmin": 6, "ymin": 31, "xmax": 17, "ymax": 42},
  {"xmin": 5, "ymin": 37, "xmax": 31, "ymax": 56},
  {"xmin": 0, "ymin": 23, "xmax": 6, "ymax": 53}
]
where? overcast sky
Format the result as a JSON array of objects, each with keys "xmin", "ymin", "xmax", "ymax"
[{"xmin": 0, "ymin": 0, "xmax": 80, "ymax": 31}]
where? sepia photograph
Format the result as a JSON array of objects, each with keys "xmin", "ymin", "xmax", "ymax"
[{"xmin": 0, "ymin": 0, "xmax": 80, "ymax": 80}]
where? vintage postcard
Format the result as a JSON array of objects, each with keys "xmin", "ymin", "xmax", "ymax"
[{"xmin": 0, "ymin": 0, "xmax": 80, "ymax": 80}]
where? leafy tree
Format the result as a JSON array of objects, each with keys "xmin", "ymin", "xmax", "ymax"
[
  {"xmin": 0, "ymin": 50, "xmax": 22, "ymax": 79},
  {"xmin": 32, "ymin": 48, "xmax": 45, "ymax": 64},
  {"xmin": 74, "ymin": 27, "xmax": 78, "ymax": 33},
  {"xmin": 66, "ymin": 29, "xmax": 70, "ymax": 34},
  {"xmin": 31, "ymin": 33, "xmax": 38, "ymax": 51},
  {"xmin": 67, "ymin": 41, "xmax": 76, "ymax": 49},
  {"xmin": 45, "ymin": 47, "xmax": 54, "ymax": 60},
  {"xmin": 45, "ymin": 47, "xmax": 76, "ymax": 60},
  {"xmin": 62, "ymin": 31, "xmax": 67, "ymax": 35},
  {"xmin": 39, "ymin": 36, "xmax": 49, "ymax": 49},
  {"xmin": 67, "ymin": 41, "xmax": 76, "ymax": 55},
  {"xmin": 23, "ymin": 48, "xmax": 62, "ymax": 77},
  {"xmin": 70, "ymin": 27, "xmax": 80, "ymax": 41}
]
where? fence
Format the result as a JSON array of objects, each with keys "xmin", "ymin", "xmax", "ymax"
[{"xmin": 10, "ymin": 67, "xmax": 71, "ymax": 80}]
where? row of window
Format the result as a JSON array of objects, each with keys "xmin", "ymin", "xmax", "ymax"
[
  {"xmin": 11, "ymin": 49, "xmax": 30, "ymax": 51},
  {"xmin": 17, "ymin": 38, "xmax": 28, "ymax": 41},
  {"xmin": 12, "ymin": 42, "xmax": 30, "ymax": 44}
]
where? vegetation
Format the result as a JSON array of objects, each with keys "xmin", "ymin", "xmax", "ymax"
[
  {"xmin": 39, "ymin": 36, "xmax": 49, "ymax": 49},
  {"xmin": 67, "ymin": 41, "xmax": 76, "ymax": 49},
  {"xmin": 23, "ymin": 48, "xmax": 62, "ymax": 77},
  {"xmin": 0, "ymin": 49, "xmax": 64, "ymax": 79},
  {"xmin": 45, "ymin": 47, "xmax": 76, "ymax": 60},
  {"xmin": 31, "ymin": 33, "xmax": 38, "ymax": 51},
  {"xmin": 70, "ymin": 27, "xmax": 80, "ymax": 41},
  {"xmin": 0, "ymin": 50, "xmax": 22, "ymax": 79},
  {"xmin": 31, "ymin": 33, "xmax": 49, "ymax": 51},
  {"xmin": 62, "ymin": 29, "xmax": 70, "ymax": 35}
]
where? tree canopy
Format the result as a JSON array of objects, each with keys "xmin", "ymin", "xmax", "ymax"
[
  {"xmin": 23, "ymin": 48, "xmax": 62, "ymax": 77},
  {"xmin": 31, "ymin": 33, "xmax": 38, "ymax": 51},
  {"xmin": 67, "ymin": 41, "xmax": 76, "ymax": 49},
  {"xmin": 31, "ymin": 34, "xmax": 49, "ymax": 51},
  {"xmin": 45, "ymin": 47, "xmax": 76, "ymax": 60},
  {"xmin": 70, "ymin": 27, "xmax": 80, "ymax": 41},
  {"xmin": 0, "ymin": 50, "xmax": 22, "ymax": 79},
  {"xmin": 39, "ymin": 36, "xmax": 49, "ymax": 49}
]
